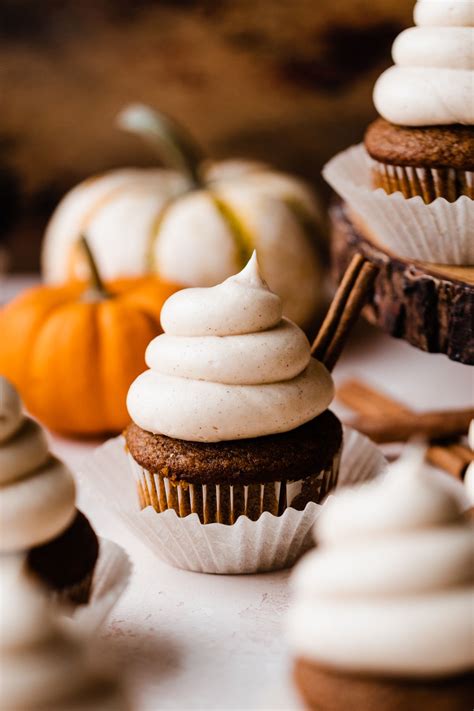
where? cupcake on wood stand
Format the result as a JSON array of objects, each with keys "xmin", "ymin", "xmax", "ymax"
[
  {"xmin": 0, "ymin": 557, "xmax": 130, "ymax": 711},
  {"xmin": 0, "ymin": 376, "xmax": 99, "ymax": 605},
  {"xmin": 287, "ymin": 444, "xmax": 473, "ymax": 711},
  {"xmin": 323, "ymin": 0, "xmax": 474, "ymax": 364}
]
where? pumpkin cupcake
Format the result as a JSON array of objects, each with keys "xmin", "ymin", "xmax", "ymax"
[
  {"xmin": 287, "ymin": 445, "xmax": 473, "ymax": 711},
  {"xmin": 125, "ymin": 253, "xmax": 341, "ymax": 525},
  {"xmin": 0, "ymin": 377, "xmax": 99, "ymax": 605},
  {"xmin": 323, "ymin": 0, "xmax": 473, "ymax": 265},
  {"xmin": 366, "ymin": 0, "xmax": 473, "ymax": 202}
]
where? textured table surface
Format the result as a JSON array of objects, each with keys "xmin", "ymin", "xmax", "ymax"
[{"xmin": 3, "ymin": 276, "xmax": 472, "ymax": 710}]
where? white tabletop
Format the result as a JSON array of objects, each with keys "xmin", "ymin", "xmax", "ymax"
[{"xmin": 4, "ymin": 276, "xmax": 473, "ymax": 710}]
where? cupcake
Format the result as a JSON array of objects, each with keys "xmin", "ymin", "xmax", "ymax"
[
  {"xmin": 125, "ymin": 253, "xmax": 341, "ymax": 525},
  {"xmin": 323, "ymin": 1, "xmax": 473, "ymax": 266},
  {"xmin": 366, "ymin": 0, "xmax": 473, "ymax": 203},
  {"xmin": 0, "ymin": 376, "xmax": 99, "ymax": 604},
  {"xmin": 287, "ymin": 445, "xmax": 473, "ymax": 711},
  {"xmin": 0, "ymin": 557, "xmax": 129, "ymax": 710}
]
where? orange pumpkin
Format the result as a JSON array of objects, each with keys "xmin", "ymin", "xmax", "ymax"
[{"xmin": 0, "ymin": 241, "xmax": 178, "ymax": 436}]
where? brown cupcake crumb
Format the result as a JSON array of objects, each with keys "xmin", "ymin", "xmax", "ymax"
[
  {"xmin": 28, "ymin": 510, "xmax": 99, "ymax": 603},
  {"xmin": 365, "ymin": 119, "xmax": 474, "ymax": 171},
  {"xmin": 294, "ymin": 658, "xmax": 473, "ymax": 711},
  {"xmin": 125, "ymin": 410, "xmax": 342, "ymax": 486}
]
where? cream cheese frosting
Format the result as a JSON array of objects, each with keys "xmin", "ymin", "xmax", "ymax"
[
  {"xmin": 127, "ymin": 253, "xmax": 334, "ymax": 441},
  {"xmin": 0, "ymin": 557, "xmax": 129, "ymax": 710},
  {"xmin": 287, "ymin": 445, "xmax": 474, "ymax": 677},
  {"xmin": 0, "ymin": 377, "xmax": 76, "ymax": 553},
  {"xmin": 373, "ymin": 1, "xmax": 474, "ymax": 125}
]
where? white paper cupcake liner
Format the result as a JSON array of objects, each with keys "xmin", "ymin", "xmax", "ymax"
[
  {"xmin": 130, "ymin": 451, "xmax": 340, "ymax": 524},
  {"xmin": 370, "ymin": 160, "xmax": 472, "ymax": 203},
  {"xmin": 78, "ymin": 427, "xmax": 386, "ymax": 575},
  {"xmin": 63, "ymin": 537, "xmax": 131, "ymax": 636},
  {"xmin": 323, "ymin": 144, "xmax": 474, "ymax": 265}
]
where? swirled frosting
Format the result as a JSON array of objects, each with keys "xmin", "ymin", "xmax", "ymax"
[
  {"xmin": 0, "ymin": 377, "xmax": 76, "ymax": 552},
  {"xmin": 373, "ymin": 1, "xmax": 474, "ymax": 125},
  {"xmin": 287, "ymin": 445, "xmax": 474, "ymax": 677},
  {"xmin": 0, "ymin": 557, "xmax": 128, "ymax": 710},
  {"xmin": 127, "ymin": 253, "xmax": 334, "ymax": 442}
]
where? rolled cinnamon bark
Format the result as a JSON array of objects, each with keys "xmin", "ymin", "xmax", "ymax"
[
  {"xmin": 350, "ymin": 410, "xmax": 474, "ymax": 444},
  {"xmin": 337, "ymin": 380, "xmax": 473, "ymax": 480}
]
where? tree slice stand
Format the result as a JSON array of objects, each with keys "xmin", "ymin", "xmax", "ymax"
[{"xmin": 330, "ymin": 202, "xmax": 474, "ymax": 365}]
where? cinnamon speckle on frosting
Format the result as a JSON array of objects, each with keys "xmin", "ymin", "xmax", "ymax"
[
  {"xmin": 373, "ymin": 1, "xmax": 474, "ymax": 126},
  {"xmin": 127, "ymin": 253, "xmax": 334, "ymax": 442}
]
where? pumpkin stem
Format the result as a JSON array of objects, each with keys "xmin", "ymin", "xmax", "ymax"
[
  {"xmin": 117, "ymin": 103, "xmax": 204, "ymax": 190},
  {"xmin": 79, "ymin": 235, "xmax": 111, "ymax": 300}
]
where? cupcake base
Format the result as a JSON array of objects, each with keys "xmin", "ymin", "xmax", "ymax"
[
  {"xmin": 125, "ymin": 411, "xmax": 343, "ymax": 524},
  {"xmin": 365, "ymin": 119, "xmax": 474, "ymax": 203},
  {"xmin": 78, "ymin": 426, "xmax": 386, "ymax": 574},
  {"xmin": 27, "ymin": 510, "xmax": 99, "ymax": 606},
  {"xmin": 132, "ymin": 454, "xmax": 340, "ymax": 524},
  {"xmin": 294, "ymin": 658, "xmax": 473, "ymax": 711}
]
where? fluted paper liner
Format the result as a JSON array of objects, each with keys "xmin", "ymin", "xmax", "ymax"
[
  {"xmin": 323, "ymin": 144, "xmax": 474, "ymax": 265},
  {"xmin": 131, "ymin": 453, "xmax": 340, "ymax": 524},
  {"xmin": 78, "ymin": 427, "xmax": 386, "ymax": 574},
  {"xmin": 63, "ymin": 538, "xmax": 131, "ymax": 635}
]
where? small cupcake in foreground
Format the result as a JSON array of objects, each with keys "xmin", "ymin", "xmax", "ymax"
[
  {"xmin": 366, "ymin": 0, "xmax": 473, "ymax": 202},
  {"xmin": 0, "ymin": 376, "xmax": 99, "ymax": 605},
  {"xmin": 125, "ymin": 253, "xmax": 341, "ymax": 524},
  {"xmin": 0, "ymin": 558, "xmax": 129, "ymax": 710},
  {"xmin": 287, "ymin": 445, "xmax": 473, "ymax": 711}
]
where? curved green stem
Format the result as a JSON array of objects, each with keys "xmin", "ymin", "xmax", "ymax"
[
  {"xmin": 79, "ymin": 235, "xmax": 111, "ymax": 300},
  {"xmin": 117, "ymin": 103, "xmax": 204, "ymax": 189}
]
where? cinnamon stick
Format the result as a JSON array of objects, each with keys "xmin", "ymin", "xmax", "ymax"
[
  {"xmin": 426, "ymin": 446, "xmax": 472, "ymax": 479},
  {"xmin": 337, "ymin": 380, "xmax": 472, "ymax": 480},
  {"xmin": 349, "ymin": 409, "xmax": 474, "ymax": 444},
  {"xmin": 311, "ymin": 254, "xmax": 379, "ymax": 371}
]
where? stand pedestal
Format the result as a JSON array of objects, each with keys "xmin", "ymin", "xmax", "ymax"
[{"xmin": 330, "ymin": 202, "xmax": 474, "ymax": 366}]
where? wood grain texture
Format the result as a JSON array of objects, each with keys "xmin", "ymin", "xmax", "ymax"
[{"xmin": 330, "ymin": 202, "xmax": 474, "ymax": 365}]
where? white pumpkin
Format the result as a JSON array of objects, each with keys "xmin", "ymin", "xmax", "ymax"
[{"xmin": 42, "ymin": 105, "xmax": 325, "ymax": 326}]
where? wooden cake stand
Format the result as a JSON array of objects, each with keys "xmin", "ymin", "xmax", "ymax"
[{"xmin": 328, "ymin": 202, "xmax": 474, "ymax": 366}]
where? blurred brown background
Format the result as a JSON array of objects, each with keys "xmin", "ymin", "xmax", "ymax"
[{"xmin": 0, "ymin": 0, "xmax": 413, "ymax": 270}]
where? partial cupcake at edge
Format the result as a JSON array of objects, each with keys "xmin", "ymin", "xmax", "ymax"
[
  {"xmin": 287, "ymin": 445, "xmax": 473, "ymax": 711},
  {"xmin": 323, "ymin": 0, "xmax": 473, "ymax": 265},
  {"xmin": 0, "ymin": 376, "xmax": 99, "ymax": 605},
  {"xmin": 367, "ymin": 0, "xmax": 473, "ymax": 202},
  {"xmin": 0, "ymin": 558, "xmax": 129, "ymax": 711},
  {"xmin": 125, "ymin": 252, "xmax": 342, "ymax": 525}
]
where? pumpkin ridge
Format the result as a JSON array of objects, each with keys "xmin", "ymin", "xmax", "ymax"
[
  {"xmin": 145, "ymin": 196, "xmax": 177, "ymax": 274},
  {"xmin": 0, "ymin": 287, "xmax": 78, "ymax": 389},
  {"xmin": 283, "ymin": 197, "xmax": 328, "ymax": 263},
  {"xmin": 209, "ymin": 193, "xmax": 255, "ymax": 271},
  {"xmin": 68, "ymin": 179, "xmax": 164, "ymax": 280},
  {"xmin": 26, "ymin": 302, "xmax": 99, "ymax": 433}
]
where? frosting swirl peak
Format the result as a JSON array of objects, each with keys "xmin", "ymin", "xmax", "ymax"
[
  {"xmin": 373, "ymin": 1, "xmax": 474, "ymax": 125},
  {"xmin": 127, "ymin": 253, "xmax": 334, "ymax": 442},
  {"xmin": 287, "ymin": 445, "xmax": 474, "ymax": 677}
]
